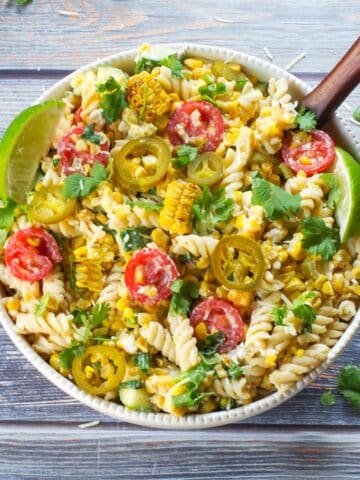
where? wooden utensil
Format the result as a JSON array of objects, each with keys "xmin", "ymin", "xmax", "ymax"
[{"xmin": 302, "ymin": 36, "xmax": 360, "ymax": 126}]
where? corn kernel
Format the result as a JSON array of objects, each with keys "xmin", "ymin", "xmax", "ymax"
[
  {"xmin": 350, "ymin": 284, "xmax": 360, "ymax": 296},
  {"xmin": 288, "ymin": 241, "xmax": 304, "ymax": 260},
  {"xmin": 6, "ymin": 298, "xmax": 20, "ymax": 311},
  {"xmin": 321, "ymin": 281, "xmax": 334, "ymax": 296},
  {"xmin": 184, "ymin": 58, "xmax": 204, "ymax": 69},
  {"xmin": 265, "ymin": 355, "xmax": 277, "ymax": 367},
  {"xmin": 313, "ymin": 274, "xmax": 327, "ymax": 289},
  {"xmin": 298, "ymin": 156, "xmax": 312, "ymax": 165},
  {"xmin": 49, "ymin": 354, "xmax": 60, "ymax": 371},
  {"xmin": 135, "ymin": 267, "xmax": 144, "ymax": 284},
  {"xmin": 151, "ymin": 228, "xmax": 169, "ymax": 249},
  {"xmin": 351, "ymin": 266, "xmax": 360, "ymax": 280},
  {"xmin": 136, "ymin": 337, "xmax": 149, "ymax": 352},
  {"xmin": 295, "ymin": 349, "xmax": 305, "ymax": 357},
  {"xmin": 283, "ymin": 277, "xmax": 305, "ymax": 294},
  {"xmin": 171, "ymin": 384, "xmax": 187, "ymax": 396},
  {"xmin": 235, "ymin": 214, "xmax": 245, "ymax": 229},
  {"xmin": 27, "ymin": 238, "xmax": 41, "ymax": 247},
  {"xmin": 195, "ymin": 322, "xmax": 208, "ymax": 341},
  {"xmin": 228, "ymin": 290, "xmax": 253, "ymax": 308},
  {"xmin": 200, "ymin": 398, "xmax": 218, "ymax": 413}
]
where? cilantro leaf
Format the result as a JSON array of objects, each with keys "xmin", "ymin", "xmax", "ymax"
[
  {"xmin": 198, "ymin": 332, "xmax": 225, "ymax": 356},
  {"xmin": 81, "ymin": 124, "xmax": 102, "ymax": 145},
  {"xmin": 135, "ymin": 54, "xmax": 184, "ymax": 79},
  {"xmin": 160, "ymin": 54, "xmax": 185, "ymax": 79},
  {"xmin": 119, "ymin": 380, "xmax": 145, "ymax": 389},
  {"xmin": 352, "ymin": 106, "xmax": 360, "ymax": 123},
  {"xmin": 295, "ymin": 106, "xmax": 318, "ymax": 132},
  {"xmin": 234, "ymin": 80, "xmax": 248, "ymax": 91},
  {"xmin": 171, "ymin": 360, "xmax": 215, "ymax": 408},
  {"xmin": 173, "ymin": 145, "xmax": 199, "ymax": 168},
  {"xmin": 338, "ymin": 365, "xmax": 360, "ymax": 410},
  {"xmin": 319, "ymin": 173, "xmax": 340, "ymax": 209},
  {"xmin": 228, "ymin": 362, "xmax": 244, "ymax": 379},
  {"xmin": 134, "ymin": 352, "xmax": 151, "ymax": 372},
  {"xmin": 91, "ymin": 302, "xmax": 110, "ymax": 327},
  {"xmin": 125, "ymin": 199, "xmax": 163, "ymax": 211},
  {"xmin": 13, "ymin": 0, "xmax": 32, "ymax": 4},
  {"xmin": 59, "ymin": 341, "xmax": 86, "ymax": 370},
  {"xmin": 118, "ymin": 226, "xmax": 152, "ymax": 252},
  {"xmin": 169, "ymin": 279, "xmax": 199, "ymax": 317},
  {"xmin": 252, "ymin": 176, "xmax": 301, "ymax": 220},
  {"xmin": 193, "ymin": 186, "xmax": 234, "ymax": 235},
  {"xmin": 272, "ymin": 306, "xmax": 288, "ymax": 326},
  {"xmin": 292, "ymin": 303, "xmax": 316, "ymax": 333},
  {"xmin": 63, "ymin": 162, "xmax": 108, "ymax": 198},
  {"xmin": 0, "ymin": 198, "xmax": 17, "ymax": 231},
  {"xmin": 198, "ymin": 82, "xmax": 227, "ymax": 103},
  {"xmin": 96, "ymin": 76, "xmax": 127, "ymax": 123},
  {"xmin": 320, "ymin": 391, "xmax": 336, "ymax": 407},
  {"xmin": 35, "ymin": 293, "xmax": 51, "ymax": 317},
  {"xmin": 301, "ymin": 217, "xmax": 340, "ymax": 260}
]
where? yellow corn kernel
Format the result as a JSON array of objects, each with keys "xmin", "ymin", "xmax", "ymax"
[
  {"xmin": 203, "ymin": 270, "xmax": 215, "ymax": 282},
  {"xmin": 234, "ymin": 191, "xmax": 242, "ymax": 203},
  {"xmin": 123, "ymin": 307, "xmax": 134, "ymax": 321},
  {"xmin": 116, "ymin": 298, "xmax": 130, "ymax": 312},
  {"xmin": 228, "ymin": 290, "xmax": 253, "ymax": 308},
  {"xmin": 171, "ymin": 384, "xmax": 187, "ymax": 396},
  {"xmin": 200, "ymin": 398, "xmax": 218, "ymax": 413},
  {"xmin": 74, "ymin": 246, "xmax": 88, "ymax": 258},
  {"xmin": 72, "ymin": 237, "xmax": 85, "ymax": 249},
  {"xmin": 351, "ymin": 266, "xmax": 360, "ymax": 280},
  {"xmin": 84, "ymin": 366, "xmax": 95, "ymax": 379},
  {"xmin": 265, "ymin": 355, "xmax": 277, "ymax": 368},
  {"xmin": 278, "ymin": 251, "xmax": 289, "ymax": 263},
  {"xmin": 350, "ymin": 284, "xmax": 360, "ymax": 296},
  {"xmin": 195, "ymin": 322, "xmax": 208, "ymax": 341},
  {"xmin": 295, "ymin": 349, "xmax": 305, "ymax": 357},
  {"xmin": 159, "ymin": 180, "xmax": 201, "ymax": 235},
  {"xmin": 151, "ymin": 228, "xmax": 170, "ymax": 249},
  {"xmin": 321, "ymin": 280, "xmax": 334, "ymax": 296},
  {"xmin": 6, "ymin": 298, "xmax": 20, "ymax": 311},
  {"xmin": 184, "ymin": 58, "xmax": 204, "ymax": 69},
  {"xmin": 136, "ymin": 336, "xmax": 149, "ymax": 352},
  {"xmin": 196, "ymin": 257, "xmax": 211, "ymax": 269},
  {"xmin": 288, "ymin": 241, "xmax": 304, "ymax": 261},
  {"xmin": 313, "ymin": 274, "xmax": 327, "ymax": 290},
  {"xmin": 235, "ymin": 214, "xmax": 245, "ymax": 229},
  {"xmin": 283, "ymin": 277, "xmax": 305, "ymax": 294}
]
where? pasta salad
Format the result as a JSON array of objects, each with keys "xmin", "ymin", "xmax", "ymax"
[{"xmin": 1, "ymin": 45, "xmax": 359, "ymax": 416}]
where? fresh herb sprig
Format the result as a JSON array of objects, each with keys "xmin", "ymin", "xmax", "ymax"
[
  {"xmin": 96, "ymin": 76, "xmax": 128, "ymax": 123},
  {"xmin": 301, "ymin": 217, "xmax": 340, "ymax": 261},
  {"xmin": 135, "ymin": 54, "xmax": 184, "ymax": 79},
  {"xmin": 62, "ymin": 162, "xmax": 107, "ymax": 198},
  {"xmin": 295, "ymin": 106, "xmax": 317, "ymax": 132},
  {"xmin": 169, "ymin": 280, "xmax": 199, "ymax": 317},
  {"xmin": 193, "ymin": 186, "xmax": 234, "ymax": 235}
]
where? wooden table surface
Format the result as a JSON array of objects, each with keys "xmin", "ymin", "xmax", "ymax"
[{"xmin": 0, "ymin": 1, "xmax": 360, "ymax": 478}]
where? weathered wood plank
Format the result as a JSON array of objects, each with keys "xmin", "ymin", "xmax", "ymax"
[
  {"xmin": 0, "ymin": 424, "xmax": 360, "ymax": 479},
  {"xmin": 0, "ymin": 0, "xmax": 359, "ymax": 72},
  {"xmin": 0, "ymin": 77, "xmax": 359, "ymax": 425}
]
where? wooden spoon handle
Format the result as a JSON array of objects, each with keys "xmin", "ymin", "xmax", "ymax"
[{"xmin": 301, "ymin": 36, "xmax": 360, "ymax": 126}]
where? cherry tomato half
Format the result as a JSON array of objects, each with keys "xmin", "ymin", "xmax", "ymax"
[
  {"xmin": 29, "ymin": 185, "xmax": 77, "ymax": 224},
  {"xmin": 281, "ymin": 129, "xmax": 335, "ymax": 176},
  {"xmin": 125, "ymin": 248, "xmax": 180, "ymax": 305},
  {"xmin": 190, "ymin": 298, "xmax": 244, "ymax": 353},
  {"xmin": 167, "ymin": 100, "xmax": 224, "ymax": 153},
  {"xmin": 72, "ymin": 345, "xmax": 126, "ymax": 396},
  {"xmin": 5, "ymin": 227, "xmax": 62, "ymax": 281},
  {"xmin": 57, "ymin": 125, "xmax": 110, "ymax": 175}
]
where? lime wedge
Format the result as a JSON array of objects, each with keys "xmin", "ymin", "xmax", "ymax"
[
  {"xmin": 333, "ymin": 147, "xmax": 360, "ymax": 242},
  {"xmin": 0, "ymin": 100, "xmax": 65, "ymax": 203}
]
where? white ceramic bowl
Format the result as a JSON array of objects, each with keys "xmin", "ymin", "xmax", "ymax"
[{"xmin": 1, "ymin": 44, "xmax": 359, "ymax": 429}]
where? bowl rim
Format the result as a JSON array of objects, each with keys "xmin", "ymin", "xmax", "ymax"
[{"xmin": 1, "ymin": 43, "xmax": 359, "ymax": 429}]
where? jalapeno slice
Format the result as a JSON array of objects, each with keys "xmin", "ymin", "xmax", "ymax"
[
  {"xmin": 211, "ymin": 235, "xmax": 265, "ymax": 290},
  {"xmin": 29, "ymin": 185, "xmax": 76, "ymax": 224},
  {"xmin": 72, "ymin": 345, "xmax": 126, "ymax": 396},
  {"xmin": 113, "ymin": 136, "xmax": 171, "ymax": 192},
  {"xmin": 211, "ymin": 61, "xmax": 246, "ymax": 82},
  {"xmin": 187, "ymin": 152, "xmax": 223, "ymax": 186}
]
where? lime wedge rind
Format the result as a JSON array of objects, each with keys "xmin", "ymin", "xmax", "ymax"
[
  {"xmin": 333, "ymin": 147, "xmax": 360, "ymax": 242},
  {"xmin": 0, "ymin": 100, "xmax": 65, "ymax": 203}
]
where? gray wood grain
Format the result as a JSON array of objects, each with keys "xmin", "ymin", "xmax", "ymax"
[
  {"xmin": 0, "ymin": 0, "xmax": 359, "ymax": 72},
  {"xmin": 1, "ymin": 424, "xmax": 360, "ymax": 479}
]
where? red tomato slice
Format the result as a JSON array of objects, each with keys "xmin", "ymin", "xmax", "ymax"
[
  {"xmin": 281, "ymin": 129, "xmax": 335, "ymax": 175},
  {"xmin": 190, "ymin": 298, "xmax": 244, "ymax": 353},
  {"xmin": 5, "ymin": 227, "xmax": 62, "ymax": 281},
  {"xmin": 124, "ymin": 248, "xmax": 180, "ymax": 305},
  {"xmin": 167, "ymin": 100, "xmax": 224, "ymax": 152},
  {"xmin": 57, "ymin": 125, "xmax": 110, "ymax": 175}
]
